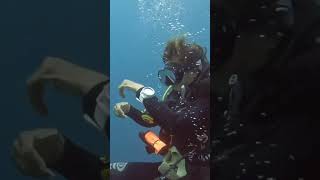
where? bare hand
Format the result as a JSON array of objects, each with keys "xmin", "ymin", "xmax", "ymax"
[
  {"xmin": 27, "ymin": 57, "xmax": 108, "ymax": 116},
  {"xmin": 114, "ymin": 102, "xmax": 131, "ymax": 118},
  {"xmin": 118, "ymin": 79, "xmax": 144, "ymax": 98}
]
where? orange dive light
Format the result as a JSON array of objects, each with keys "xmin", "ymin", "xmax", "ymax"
[{"xmin": 143, "ymin": 131, "xmax": 167, "ymax": 154}]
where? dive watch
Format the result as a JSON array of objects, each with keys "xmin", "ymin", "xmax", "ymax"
[{"xmin": 136, "ymin": 87, "xmax": 155, "ymax": 103}]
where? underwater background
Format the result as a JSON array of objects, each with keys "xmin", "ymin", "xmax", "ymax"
[
  {"xmin": 0, "ymin": 0, "xmax": 107, "ymax": 179},
  {"xmin": 110, "ymin": 0, "xmax": 210, "ymax": 163}
]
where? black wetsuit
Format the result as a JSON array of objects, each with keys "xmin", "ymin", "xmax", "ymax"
[
  {"xmin": 110, "ymin": 78, "xmax": 211, "ymax": 180},
  {"xmin": 213, "ymin": 0, "xmax": 320, "ymax": 179}
]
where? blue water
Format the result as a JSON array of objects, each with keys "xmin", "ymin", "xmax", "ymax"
[
  {"xmin": 0, "ymin": 0, "xmax": 107, "ymax": 179},
  {"xmin": 110, "ymin": 0, "xmax": 210, "ymax": 163}
]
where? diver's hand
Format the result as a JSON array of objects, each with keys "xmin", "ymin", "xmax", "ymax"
[
  {"xmin": 12, "ymin": 128, "xmax": 65, "ymax": 177},
  {"xmin": 27, "ymin": 57, "xmax": 108, "ymax": 116},
  {"xmin": 114, "ymin": 102, "xmax": 130, "ymax": 118},
  {"xmin": 118, "ymin": 79, "xmax": 144, "ymax": 98}
]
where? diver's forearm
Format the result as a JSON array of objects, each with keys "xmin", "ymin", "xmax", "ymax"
[
  {"xmin": 82, "ymin": 81, "xmax": 109, "ymax": 118},
  {"xmin": 82, "ymin": 80, "xmax": 110, "ymax": 133},
  {"xmin": 142, "ymin": 97, "xmax": 179, "ymax": 131},
  {"xmin": 126, "ymin": 106, "xmax": 157, "ymax": 127},
  {"xmin": 50, "ymin": 136, "xmax": 104, "ymax": 180}
]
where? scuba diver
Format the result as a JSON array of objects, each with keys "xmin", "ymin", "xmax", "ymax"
[
  {"xmin": 112, "ymin": 37, "xmax": 210, "ymax": 180},
  {"xmin": 12, "ymin": 57, "xmax": 110, "ymax": 180},
  {"xmin": 214, "ymin": 0, "xmax": 320, "ymax": 179}
]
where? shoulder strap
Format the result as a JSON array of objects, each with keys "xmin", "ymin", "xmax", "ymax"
[{"xmin": 162, "ymin": 85, "xmax": 173, "ymax": 101}]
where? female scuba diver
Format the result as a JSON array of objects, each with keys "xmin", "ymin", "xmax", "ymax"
[{"xmin": 112, "ymin": 37, "xmax": 210, "ymax": 180}]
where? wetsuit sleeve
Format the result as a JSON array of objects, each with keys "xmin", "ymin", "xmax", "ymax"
[
  {"xmin": 133, "ymin": 85, "xmax": 181, "ymax": 130},
  {"xmin": 50, "ymin": 136, "xmax": 104, "ymax": 180},
  {"xmin": 82, "ymin": 80, "xmax": 110, "ymax": 135},
  {"xmin": 142, "ymin": 96, "xmax": 181, "ymax": 131},
  {"xmin": 126, "ymin": 105, "xmax": 158, "ymax": 128}
]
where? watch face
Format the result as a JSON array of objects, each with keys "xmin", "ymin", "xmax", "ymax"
[{"xmin": 143, "ymin": 87, "xmax": 155, "ymax": 96}]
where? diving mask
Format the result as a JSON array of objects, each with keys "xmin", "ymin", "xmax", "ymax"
[{"xmin": 158, "ymin": 60, "xmax": 203, "ymax": 86}]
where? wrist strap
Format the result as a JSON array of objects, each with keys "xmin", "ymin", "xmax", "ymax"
[{"xmin": 136, "ymin": 87, "xmax": 144, "ymax": 99}]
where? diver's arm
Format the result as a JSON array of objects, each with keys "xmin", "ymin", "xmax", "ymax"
[
  {"xmin": 82, "ymin": 80, "xmax": 110, "ymax": 134},
  {"xmin": 12, "ymin": 129, "xmax": 105, "ymax": 179},
  {"xmin": 126, "ymin": 105, "xmax": 158, "ymax": 128},
  {"xmin": 27, "ymin": 57, "xmax": 108, "ymax": 116},
  {"xmin": 50, "ymin": 136, "xmax": 104, "ymax": 180},
  {"xmin": 141, "ymin": 96, "xmax": 181, "ymax": 131},
  {"xmin": 136, "ymin": 86, "xmax": 181, "ymax": 130}
]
